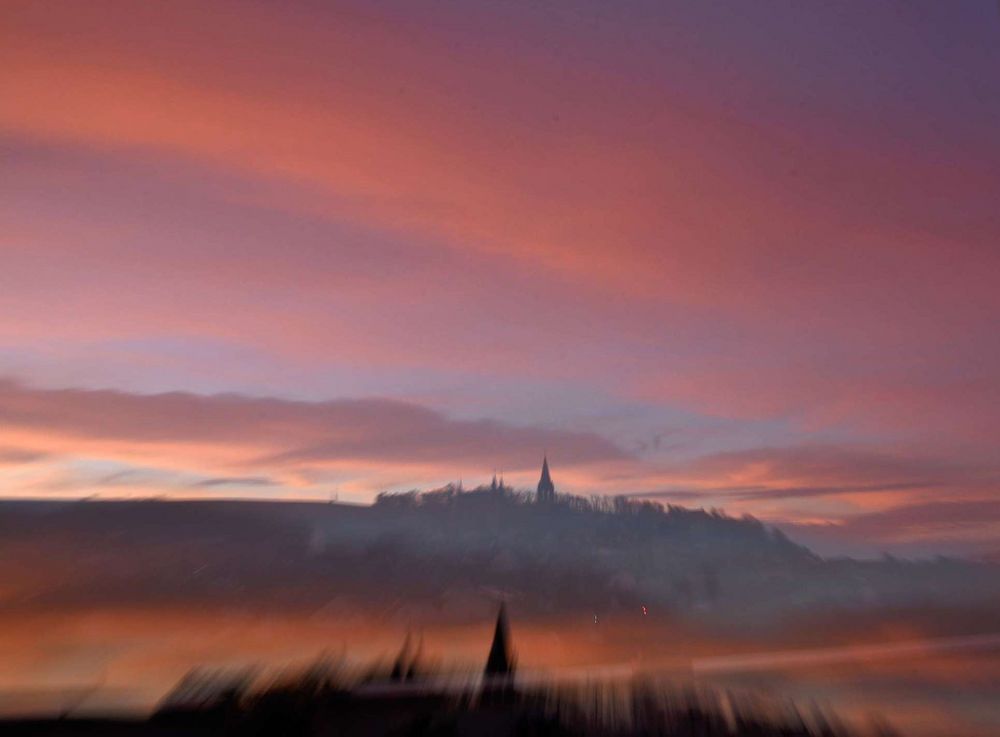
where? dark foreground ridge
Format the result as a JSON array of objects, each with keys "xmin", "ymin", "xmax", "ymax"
[{"xmin": 1, "ymin": 606, "xmax": 898, "ymax": 737}]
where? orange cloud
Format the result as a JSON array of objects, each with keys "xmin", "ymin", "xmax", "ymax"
[
  {"xmin": 2, "ymin": 2, "xmax": 999, "ymax": 555},
  {"xmin": 0, "ymin": 379, "xmax": 628, "ymax": 497}
]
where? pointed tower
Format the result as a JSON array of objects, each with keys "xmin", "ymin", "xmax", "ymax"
[
  {"xmin": 405, "ymin": 633, "xmax": 423, "ymax": 681},
  {"xmin": 484, "ymin": 602, "xmax": 515, "ymax": 682},
  {"xmin": 536, "ymin": 455, "xmax": 555, "ymax": 503},
  {"xmin": 390, "ymin": 632, "xmax": 412, "ymax": 681}
]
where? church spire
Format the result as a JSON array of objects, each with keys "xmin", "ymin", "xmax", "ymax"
[
  {"xmin": 484, "ymin": 602, "xmax": 515, "ymax": 682},
  {"xmin": 536, "ymin": 455, "xmax": 555, "ymax": 503}
]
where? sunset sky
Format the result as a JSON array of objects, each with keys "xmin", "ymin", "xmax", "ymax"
[{"xmin": 2, "ymin": 1, "xmax": 999, "ymax": 557}]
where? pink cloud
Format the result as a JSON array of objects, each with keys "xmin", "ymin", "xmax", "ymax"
[
  {"xmin": 1, "ymin": 2, "xmax": 998, "ymax": 554},
  {"xmin": 0, "ymin": 379, "xmax": 628, "ymax": 493}
]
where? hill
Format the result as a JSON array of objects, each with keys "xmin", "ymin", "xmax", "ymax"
[{"xmin": 1, "ymin": 490, "xmax": 998, "ymax": 634}]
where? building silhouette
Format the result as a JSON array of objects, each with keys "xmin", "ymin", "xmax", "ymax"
[
  {"xmin": 124, "ymin": 597, "xmax": 868, "ymax": 737},
  {"xmin": 489, "ymin": 471, "xmax": 508, "ymax": 493},
  {"xmin": 484, "ymin": 602, "xmax": 516, "ymax": 683},
  {"xmin": 536, "ymin": 455, "xmax": 555, "ymax": 503},
  {"xmin": 390, "ymin": 632, "xmax": 422, "ymax": 682}
]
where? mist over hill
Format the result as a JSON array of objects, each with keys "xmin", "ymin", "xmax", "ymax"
[{"xmin": 3, "ymin": 487, "xmax": 999, "ymax": 639}]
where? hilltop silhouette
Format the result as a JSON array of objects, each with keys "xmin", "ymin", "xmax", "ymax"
[{"xmin": 1, "ymin": 469, "xmax": 998, "ymax": 634}]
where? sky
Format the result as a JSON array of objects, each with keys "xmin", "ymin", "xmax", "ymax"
[{"xmin": 1, "ymin": 0, "xmax": 999, "ymax": 557}]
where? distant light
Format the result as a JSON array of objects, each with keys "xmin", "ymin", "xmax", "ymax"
[
  {"xmin": 641, "ymin": 605, "xmax": 648, "ymax": 616},
  {"xmin": 594, "ymin": 614, "xmax": 599, "ymax": 625}
]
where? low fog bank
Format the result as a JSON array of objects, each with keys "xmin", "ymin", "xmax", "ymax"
[{"xmin": 2, "ymin": 490, "xmax": 998, "ymax": 639}]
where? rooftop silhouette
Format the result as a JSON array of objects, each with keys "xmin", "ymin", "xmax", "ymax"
[
  {"xmin": 536, "ymin": 455, "xmax": 555, "ymax": 504},
  {"xmin": 483, "ymin": 602, "xmax": 515, "ymax": 684}
]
